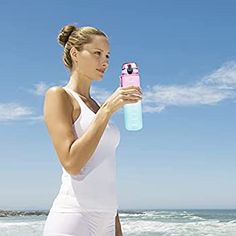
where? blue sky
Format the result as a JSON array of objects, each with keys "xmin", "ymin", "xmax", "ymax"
[{"xmin": 0, "ymin": 0, "xmax": 236, "ymax": 211}]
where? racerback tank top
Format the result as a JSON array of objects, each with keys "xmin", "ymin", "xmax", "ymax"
[{"xmin": 49, "ymin": 86, "xmax": 120, "ymax": 213}]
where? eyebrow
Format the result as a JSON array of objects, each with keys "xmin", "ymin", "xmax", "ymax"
[{"xmin": 94, "ymin": 48, "xmax": 110, "ymax": 54}]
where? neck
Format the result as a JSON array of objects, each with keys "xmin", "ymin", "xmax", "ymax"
[{"xmin": 66, "ymin": 71, "xmax": 92, "ymax": 99}]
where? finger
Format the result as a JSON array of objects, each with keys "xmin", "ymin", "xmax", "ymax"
[
  {"xmin": 122, "ymin": 87, "xmax": 142, "ymax": 93},
  {"xmin": 127, "ymin": 86, "xmax": 142, "ymax": 94},
  {"xmin": 130, "ymin": 89, "xmax": 142, "ymax": 95},
  {"xmin": 123, "ymin": 85, "xmax": 140, "ymax": 90},
  {"xmin": 128, "ymin": 99, "xmax": 142, "ymax": 104},
  {"xmin": 124, "ymin": 93, "xmax": 142, "ymax": 100}
]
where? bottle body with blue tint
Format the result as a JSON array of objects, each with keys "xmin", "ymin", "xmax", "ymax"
[{"xmin": 120, "ymin": 62, "xmax": 143, "ymax": 131}]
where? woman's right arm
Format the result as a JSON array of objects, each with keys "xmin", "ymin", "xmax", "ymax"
[{"xmin": 43, "ymin": 86, "xmax": 142, "ymax": 176}]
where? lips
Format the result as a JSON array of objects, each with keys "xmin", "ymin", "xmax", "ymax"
[{"xmin": 96, "ymin": 69, "xmax": 105, "ymax": 73}]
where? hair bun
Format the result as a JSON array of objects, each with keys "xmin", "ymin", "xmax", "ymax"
[{"xmin": 57, "ymin": 24, "xmax": 77, "ymax": 47}]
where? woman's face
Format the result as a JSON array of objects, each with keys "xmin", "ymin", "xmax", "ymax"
[{"xmin": 71, "ymin": 35, "xmax": 110, "ymax": 81}]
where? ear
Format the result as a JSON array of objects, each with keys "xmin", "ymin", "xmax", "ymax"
[{"xmin": 70, "ymin": 47, "xmax": 79, "ymax": 62}]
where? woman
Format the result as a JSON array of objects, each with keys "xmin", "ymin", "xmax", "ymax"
[{"xmin": 42, "ymin": 24, "xmax": 142, "ymax": 236}]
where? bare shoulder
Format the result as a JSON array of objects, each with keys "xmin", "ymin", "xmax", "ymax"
[
  {"xmin": 45, "ymin": 86, "xmax": 67, "ymax": 99},
  {"xmin": 44, "ymin": 86, "xmax": 72, "ymax": 105},
  {"xmin": 43, "ymin": 86, "xmax": 79, "ymax": 174},
  {"xmin": 43, "ymin": 86, "xmax": 72, "ymax": 123}
]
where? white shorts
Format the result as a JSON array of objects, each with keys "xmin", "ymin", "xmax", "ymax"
[{"xmin": 42, "ymin": 210, "xmax": 117, "ymax": 236}]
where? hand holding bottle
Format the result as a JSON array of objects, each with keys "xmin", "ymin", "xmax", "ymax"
[{"xmin": 102, "ymin": 85, "xmax": 142, "ymax": 115}]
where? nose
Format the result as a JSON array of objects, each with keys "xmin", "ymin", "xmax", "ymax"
[{"xmin": 101, "ymin": 58, "xmax": 109, "ymax": 70}]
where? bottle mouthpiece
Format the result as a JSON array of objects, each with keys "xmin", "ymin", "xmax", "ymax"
[{"xmin": 127, "ymin": 64, "xmax": 133, "ymax": 74}]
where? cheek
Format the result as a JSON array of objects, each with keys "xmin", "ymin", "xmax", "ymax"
[
  {"xmin": 78, "ymin": 53, "xmax": 98, "ymax": 73},
  {"xmin": 84, "ymin": 53, "xmax": 97, "ymax": 65},
  {"xmin": 79, "ymin": 56, "xmax": 95, "ymax": 69}
]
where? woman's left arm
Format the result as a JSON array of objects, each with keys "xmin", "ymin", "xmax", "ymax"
[{"xmin": 115, "ymin": 212, "xmax": 123, "ymax": 236}]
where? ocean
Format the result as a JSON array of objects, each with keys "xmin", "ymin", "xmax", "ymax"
[{"xmin": 0, "ymin": 209, "xmax": 236, "ymax": 236}]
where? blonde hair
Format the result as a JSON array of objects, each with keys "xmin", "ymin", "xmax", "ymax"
[{"xmin": 57, "ymin": 24, "xmax": 108, "ymax": 71}]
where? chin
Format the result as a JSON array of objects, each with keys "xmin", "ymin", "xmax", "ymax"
[{"xmin": 96, "ymin": 75, "xmax": 104, "ymax": 80}]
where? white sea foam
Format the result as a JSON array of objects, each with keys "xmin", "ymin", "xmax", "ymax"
[
  {"xmin": 122, "ymin": 219, "xmax": 236, "ymax": 235},
  {"xmin": 1, "ymin": 210, "xmax": 236, "ymax": 236},
  {"xmin": 0, "ymin": 216, "xmax": 45, "ymax": 236}
]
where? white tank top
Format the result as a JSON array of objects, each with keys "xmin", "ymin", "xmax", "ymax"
[{"xmin": 49, "ymin": 86, "xmax": 120, "ymax": 213}]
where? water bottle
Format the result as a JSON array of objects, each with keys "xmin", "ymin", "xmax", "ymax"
[{"xmin": 120, "ymin": 62, "xmax": 143, "ymax": 131}]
